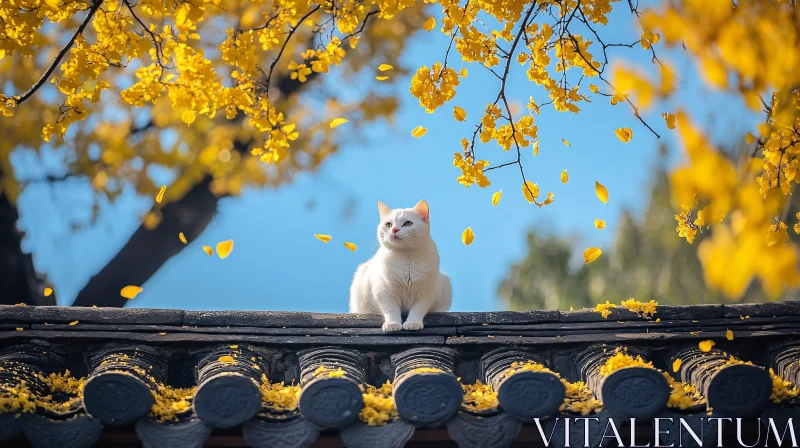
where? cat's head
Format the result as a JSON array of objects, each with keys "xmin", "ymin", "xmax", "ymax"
[{"xmin": 376, "ymin": 200, "xmax": 431, "ymax": 251}]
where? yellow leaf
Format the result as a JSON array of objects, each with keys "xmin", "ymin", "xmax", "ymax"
[
  {"xmin": 69, "ymin": 320, "xmax": 78, "ymax": 326},
  {"xmin": 453, "ymin": 107, "xmax": 467, "ymax": 122},
  {"xmin": 595, "ymin": 181, "xmax": 609, "ymax": 204},
  {"xmin": 614, "ymin": 127, "xmax": 632, "ymax": 143},
  {"xmin": 156, "ymin": 185, "xmax": 166, "ymax": 203},
  {"xmin": 561, "ymin": 139, "xmax": 571, "ymax": 147},
  {"xmin": 344, "ymin": 242, "xmax": 357, "ymax": 251},
  {"xmin": 583, "ymin": 247, "xmax": 602, "ymax": 264},
  {"xmin": 216, "ymin": 239, "xmax": 234, "ymax": 259},
  {"xmin": 594, "ymin": 219, "xmax": 606, "ymax": 230},
  {"xmin": 726, "ymin": 329, "xmax": 734, "ymax": 340},
  {"xmin": 179, "ymin": 232, "xmax": 187, "ymax": 244},
  {"xmin": 315, "ymin": 234, "xmax": 332, "ymax": 243},
  {"xmin": 462, "ymin": 227, "xmax": 474, "ymax": 246},
  {"xmin": 662, "ymin": 112, "xmax": 676, "ymax": 130},
  {"xmin": 422, "ymin": 17, "xmax": 436, "ymax": 31},
  {"xmin": 522, "ymin": 181, "xmax": 539, "ymax": 203},
  {"xmin": 745, "ymin": 132, "xmax": 755, "ymax": 144},
  {"xmin": 491, "ymin": 190, "xmax": 502, "ymax": 207},
  {"xmin": 44, "ymin": 287, "xmax": 53, "ymax": 297},
  {"xmin": 218, "ymin": 355, "xmax": 235, "ymax": 363},
  {"xmin": 376, "ymin": 76, "xmax": 390, "ymax": 81},
  {"xmin": 560, "ymin": 170, "xmax": 568, "ymax": 184},
  {"xmin": 698, "ymin": 340, "xmax": 715, "ymax": 352},
  {"xmin": 411, "ymin": 126, "xmax": 428, "ymax": 137},
  {"xmin": 378, "ymin": 64, "xmax": 393, "ymax": 72},
  {"xmin": 459, "ymin": 68, "xmax": 468, "ymax": 78},
  {"xmin": 159, "ymin": 332, "xmax": 166, "ymax": 336},
  {"xmin": 230, "ymin": 345, "xmax": 239, "ymax": 349},
  {"xmin": 672, "ymin": 358, "xmax": 682, "ymax": 373},
  {"xmin": 533, "ymin": 140, "xmax": 539, "ymax": 156},
  {"xmin": 330, "ymin": 118, "xmax": 349, "ymax": 128},
  {"xmin": 181, "ymin": 110, "xmax": 196, "ymax": 125},
  {"xmin": 589, "ymin": 84, "xmax": 599, "ymax": 93},
  {"xmin": 202, "ymin": 246, "xmax": 214, "ymax": 256},
  {"xmin": 120, "ymin": 285, "xmax": 143, "ymax": 300},
  {"xmin": 16, "ymin": 328, "xmax": 22, "ymax": 331}
]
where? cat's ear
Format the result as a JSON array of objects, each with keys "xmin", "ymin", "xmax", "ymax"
[
  {"xmin": 412, "ymin": 200, "xmax": 430, "ymax": 223},
  {"xmin": 378, "ymin": 201, "xmax": 392, "ymax": 217}
]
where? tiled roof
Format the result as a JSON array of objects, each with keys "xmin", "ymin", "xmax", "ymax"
[{"xmin": 1, "ymin": 302, "xmax": 800, "ymax": 447}]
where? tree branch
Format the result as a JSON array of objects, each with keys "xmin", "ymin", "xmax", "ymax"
[{"xmin": 12, "ymin": 0, "xmax": 102, "ymax": 106}]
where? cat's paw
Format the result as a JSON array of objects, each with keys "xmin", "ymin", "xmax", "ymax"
[
  {"xmin": 402, "ymin": 320, "xmax": 424, "ymax": 331},
  {"xmin": 382, "ymin": 322, "xmax": 402, "ymax": 332}
]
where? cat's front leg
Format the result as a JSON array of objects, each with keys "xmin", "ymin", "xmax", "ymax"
[
  {"xmin": 403, "ymin": 299, "xmax": 432, "ymax": 331},
  {"xmin": 375, "ymin": 297, "xmax": 403, "ymax": 332}
]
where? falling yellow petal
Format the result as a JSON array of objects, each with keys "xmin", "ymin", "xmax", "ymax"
[
  {"xmin": 230, "ymin": 345, "xmax": 239, "ymax": 349},
  {"xmin": 672, "ymin": 358, "xmax": 682, "ymax": 373},
  {"xmin": 726, "ymin": 329, "xmax": 734, "ymax": 340},
  {"xmin": 533, "ymin": 140, "xmax": 539, "ymax": 156},
  {"xmin": 583, "ymin": 247, "xmax": 602, "ymax": 264},
  {"xmin": 315, "ymin": 234, "xmax": 332, "ymax": 243},
  {"xmin": 344, "ymin": 242, "xmax": 357, "ymax": 251},
  {"xmin": 422, "ymin": 17, "xmax": 436, "ymax": 31},
  {"xmin": 159, "ymin": 332, "xmax": 167, "ymax": 336},
  {"xmin": 561, "ymin": 139, "xmax": 571, "ymax": 147},
  {"xmin": 179, "ymin": 232, "xmax": 187, "ymax": 244},
  {"xmin": 595, "ymin": 181, "xmax": 609, "ymax": 204},
  {"xmin": 376, "ymin": 76, "xmax": 390, "ymax": 81},
  {"xmin": 411, "ymin": 126, "xmax": 428, "ymax": 138},
  {"xmin": 216, "ymin": 239, "xmax": 234, "ymax": 259},
  {"xmin": 662, "ymin": 112, "xmax": 676, "ymax": 130},
  {"xmin": 462, "ymin": 227, "xmax": 475, "ymax": 246},
  {"xmin": 202, "ymin": 246, "xmax": 214, "ymax": 256},
  {"xmin": 181, "ymin": 110, "xmax": 196, "ymax": 125},
  {"xmin": 453, "ymin": 106, "xmax": 467, "ymax": 122},
  {"xmin": 69, "ymin": 321, "xmax": 78, "ymax": 326},
  {"xmin": 156, "ymin": 185, "xmax": 166, "ymax": 203},
  {"xmin": 614, "ymin": 127, "xmax": 633, "ymax": 143},
  {"xmin": 16, "ymin": 328, "xmax": 23, "ymax": 332},
  {"xmin": 698, "ymin": 340, "xmax": 715, "ymax": 352},
  {"xmin": 329, "ymin": 118, "xmax": 349, "ymax": 128},
  {"xmin": 218, "ymin": 355, "xmax": 235, "ymax": 363},
  {"xmin": 44, "ymin": 287, "xmax": 53, "ymax": 297},
  {"xmin": 378, "ymin": 64, "xmax": 393, "ymax": 72},
  {"xmin": 491, "ymin": 190, "xmax": 502, "ymax": 207},
  {"xmin": 560, "ymin": 170, "xmax": 568, "ymax": 184},
  {"xmin": 120, "ymin": 285, "xmax": 143, "ymax": 300},
  {"xmin": 522, "ymin": 181, "xmax": 539, "ymax": 203},
  {"xmin": 594, "ymin": 219, "xmax": 606, "ymax": 230}
]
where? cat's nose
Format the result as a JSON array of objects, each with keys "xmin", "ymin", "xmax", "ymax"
[{"xmin": 392, "ymin": 228, "xmax": 400, "ymax": 234}]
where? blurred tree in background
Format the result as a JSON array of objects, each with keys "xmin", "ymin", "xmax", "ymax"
[
  {"xmin": 0, "ymin": 1, "xmax": 422, "ymax": 306},
  {"xmin": 499, "ymin": 145, "xmax": 800, "ymax": 311}
]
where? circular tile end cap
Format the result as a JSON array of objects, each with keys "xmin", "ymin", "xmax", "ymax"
[{"xmin": 601, "ymin": 366, "xmax": 670, "ymax": 419}]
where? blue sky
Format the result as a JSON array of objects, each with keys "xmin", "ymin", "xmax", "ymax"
[{"xmin": 17, "ymin": 3, "xmax": 761, "ymax": 312}]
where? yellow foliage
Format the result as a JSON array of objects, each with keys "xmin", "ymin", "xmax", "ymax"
[{"xmin": 360, "ymin": 381, "xmax": 397, "ymax": 425}]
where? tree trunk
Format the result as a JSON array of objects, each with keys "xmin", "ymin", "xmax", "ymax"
[{"xmin": 0, "ymin": 186, "xmax": 55, "ymax": 306}]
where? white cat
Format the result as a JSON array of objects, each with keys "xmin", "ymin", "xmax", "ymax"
[{"xmin": 349, "ymin": 200, "xmax": 452, "ymax": 332}]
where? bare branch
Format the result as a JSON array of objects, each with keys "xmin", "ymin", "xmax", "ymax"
[{"xmin": 12, "ymin": 0, "xmax": 102, "ymax": 106}]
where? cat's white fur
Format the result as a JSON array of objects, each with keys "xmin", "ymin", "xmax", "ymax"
[{"xmin": 349, "ymin": 200, "xmax": 452, "ymax": 332}]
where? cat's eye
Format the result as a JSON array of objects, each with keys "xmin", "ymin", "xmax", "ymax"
[
  {"xmin": 403, "ymin": 221, "xmax": 413, "ymax": 227},
  {"xmin": 385, "ymin": 222, "xmax": 392, "ymax": 227}
]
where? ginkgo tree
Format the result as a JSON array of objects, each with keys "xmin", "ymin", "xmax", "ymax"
[{"xmin": 1, "ymin": 0, "xmax": 798, "ymax": 306}]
